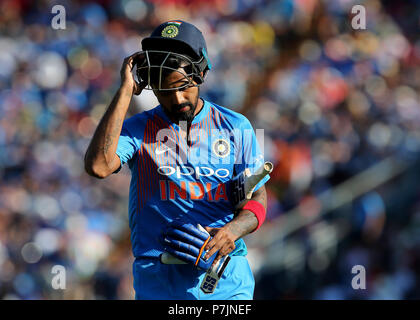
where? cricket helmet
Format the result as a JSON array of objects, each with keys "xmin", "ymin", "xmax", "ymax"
[{"xmin": 136, "ymin": 20, "xmax": 212, "ymax": 91}]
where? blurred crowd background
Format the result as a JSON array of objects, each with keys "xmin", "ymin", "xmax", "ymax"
[{"xmin": 1, "ymin": 0, "xmax": 420, "ymax": 299}]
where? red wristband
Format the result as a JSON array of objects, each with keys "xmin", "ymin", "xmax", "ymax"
[{"xmin": 242, "ymin": 200, "xmax": 266, "ymax": 232}]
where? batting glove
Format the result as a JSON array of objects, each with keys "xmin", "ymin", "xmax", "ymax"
[{"xmin": 160, "ymin": 220, "xmax": 217, "ymax": 271}]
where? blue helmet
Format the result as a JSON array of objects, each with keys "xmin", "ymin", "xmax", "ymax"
[{"xmin": 137, "ymin": 20, "xmax": 212, "ymax": 90}]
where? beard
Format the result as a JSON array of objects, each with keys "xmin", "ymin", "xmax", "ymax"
[
  {"xmin": 174, "ymin": 102, "xmax": 196, "ymax": 124},
  {"xmin": 166, "ymin": 91, "xmax": 200, "ymax": 126}
]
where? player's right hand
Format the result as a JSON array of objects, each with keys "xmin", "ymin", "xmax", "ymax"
[
  {"xmin": 160, "ymin": 220, "xmax": 218, "ymax": 271},
  {"xmin": 120, "ymin": 52, "xmax": 146, "ymax": 96}
]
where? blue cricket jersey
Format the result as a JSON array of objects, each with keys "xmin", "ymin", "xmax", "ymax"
[{"xmin": 115, "ymin": 98, "xmax": 269, "ymax": 259}]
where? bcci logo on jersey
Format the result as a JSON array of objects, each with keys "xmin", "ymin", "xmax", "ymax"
[{"xmin": 212, "ymin": 139, "xmax": 230, "ymax": 158}]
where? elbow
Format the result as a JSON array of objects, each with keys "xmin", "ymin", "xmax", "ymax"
[
  {"xmin": 86, "ymin": 167, "xmax": 106, "ymax": 179},
  {"xmin": 84, "ymin": 158, "xmax": 109, "ymax": 179}
]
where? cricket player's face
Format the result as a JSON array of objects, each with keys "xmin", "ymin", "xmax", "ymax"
[{"xmin": 154, "ymin": 68, "xmax": 200, "ymax": 124}]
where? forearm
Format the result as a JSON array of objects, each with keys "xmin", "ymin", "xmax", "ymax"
[
  {"xmin": 225, "ymin": 185, "xmax": 267, "ymax": 239},
  {"xmin": 84, "ymin": 85, "xmax": 132, "ymax": 177},
  {"xmin": 224, "ymin": 210, "xmax": 258, "ymax": 241},
  {"xmin": 203, "ymin": 186, "xmax": 267, "ymax": 264}
]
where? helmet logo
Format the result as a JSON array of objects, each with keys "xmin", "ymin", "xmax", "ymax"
[{"xmin": 162, "ymin": 25, "xmax": 179, "ymax": 38}]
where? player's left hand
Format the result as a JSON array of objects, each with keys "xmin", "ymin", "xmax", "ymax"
[{"xmin": 204, "ymin": 225, "xmax": 239, "ymax": 268}]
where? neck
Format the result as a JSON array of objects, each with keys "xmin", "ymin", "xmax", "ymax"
[
  {"xmin": 187, "ymin": 98, "xmax": 203, "ymax": 132},
  {"xmin": 194, "ymin": 97, "xmax": 204, "ymax": 117}
]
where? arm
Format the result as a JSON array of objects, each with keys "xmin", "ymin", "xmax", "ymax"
[
  {"xmin": 204, "ymin": 184, "xmax": 267, "ymax": 267},
  {"xmin": 84, "ymin": 52, "xmax": 144, "ymax": 179}
]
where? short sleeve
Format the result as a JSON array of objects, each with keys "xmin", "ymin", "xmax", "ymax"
[
  {"xmin": 233, "ymin": 117, "xmax": 270, "ymax": 191},
  {"xmin": 113, "ymin": 119, "xmax": 141, "ymax": 174}
]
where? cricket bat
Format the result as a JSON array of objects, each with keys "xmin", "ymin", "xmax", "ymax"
[
  {"xmin": 160, "ymin": 161, "xmax": 273, "ymax": 265},
  {"xmin": 230, "ymin": 160, "xmax": 273, "ymax": 210}
]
